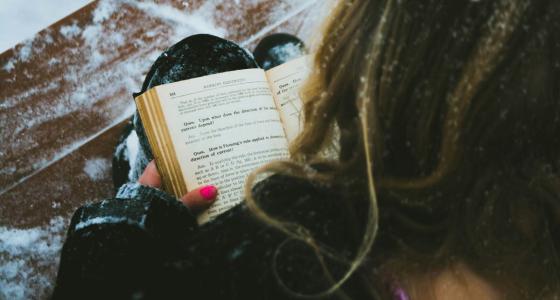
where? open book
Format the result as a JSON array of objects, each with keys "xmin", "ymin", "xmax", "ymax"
[{"xmin": 135, "ymin": 56, "xmax": 309, "ymax": 224}]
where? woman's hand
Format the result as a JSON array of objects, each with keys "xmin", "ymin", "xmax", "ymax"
[{"xmin": 138, "ymin": 160, "xmax": 218, "ymax": 213}]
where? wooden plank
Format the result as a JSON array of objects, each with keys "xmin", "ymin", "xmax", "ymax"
[{"xmin": 0, "ymin": 120, "xmax": 127, "ymax": 299}]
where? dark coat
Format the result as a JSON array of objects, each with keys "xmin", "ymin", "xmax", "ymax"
[{"xmin": 52, "ymin": 175, "xmax": 373, "ymax": 299}]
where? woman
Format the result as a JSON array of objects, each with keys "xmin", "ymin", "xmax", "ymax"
[{"xmin": 53, "ymin": 0, "xmax": 560, "ymax": 299}]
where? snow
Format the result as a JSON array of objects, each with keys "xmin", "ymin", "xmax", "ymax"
[
  {"xmin": 271, "ymin": 42, "xmax": 302, "ymax": 60},
  {"xmin": 16, "ymin": 40, "xmax": 33, "ymax": 61},
  {"xmin": 2, "ymin": 59, "xmax": 15, "ymax": 72},
  {"xmin": 91, "ymin": 0, "xmax": 114, "ymax": 23},
  {"xmin": 126, "ymin": 130, "xmax": 140, "ymax": 181},
  {"xmin": 83, "ymin": 158, "xmax": 111, "ymax": 181},
  {"xmin": 2, "ymin": 112, "xmax": 135, "ymax": 197},
  {"xmin": 59, "ymin": 22, "xmax": 82, "ymax": 39},
  {"xmin": 133, "ymin": 1, "xmax": 227, "ymax": 41},
  {"xmin": 262, "ymin": 42, "xmax": 303, "ymax": 69},
  {"xmin": 240, "ymin": 0, "xmax": 317, "ymax": 47},
  {"xmin": 0, "ymin": 0, "xmax": 93, "ymax": 53},
  {"xmin": 74, "ymin": 216, "xmax": 129, "ymax": 230},
  {"xmin": 48, "ymin": 58, "xmax": 60, "ymax": 66},
  {"xmin": 0, "ymin": 216, "xmax": 68, "ymax": 299},
  {"xmin": 0, "ymin": 166, "xmax": 16, "ymax": 175},
  {"xmin": 2, "ymin": 81, "xmax": 60, "ymax": 111},
  {"xmin": 2, "ymin": 39, "xmax": 33, "ymax": 72}
]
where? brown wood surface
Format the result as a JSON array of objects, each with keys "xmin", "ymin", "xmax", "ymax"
[{"xmin": 0, "ymin": 0, "xmax": 331, "ymax": 298}]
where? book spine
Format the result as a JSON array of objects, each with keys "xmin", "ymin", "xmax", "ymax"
[{"xmin": 135, "ymin": 90, "xmax": 188, "ymax": 198}]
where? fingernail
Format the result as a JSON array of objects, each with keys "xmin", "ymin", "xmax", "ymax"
[{"xmin": 199, "ymin": 185, "xmax": 217, "ymax": 201}]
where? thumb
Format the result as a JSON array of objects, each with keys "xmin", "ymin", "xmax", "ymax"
[
  {"xmin": 180, "ymin": 185, "xmax": 218, "ymax": 212},
  {"xmin": 138, "ymin": 160, "xmax": 162, "ymax": 188}
]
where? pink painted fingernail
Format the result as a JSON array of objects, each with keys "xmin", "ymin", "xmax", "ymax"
[{"xmin": 200, "ymin": 185, "xmax": 218, "ymax": 201}]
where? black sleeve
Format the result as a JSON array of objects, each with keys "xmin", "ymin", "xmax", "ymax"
[
  {"xmin": 51, "ymin": 183, "xmax": 198, "ymax": 299},
  {"xmin": 52, "ymin": 176, "xmax": 367, "ymax": 300},
  {"xmin": 151, "ymin": 175, "xmax": 367, "ymax": 299}
]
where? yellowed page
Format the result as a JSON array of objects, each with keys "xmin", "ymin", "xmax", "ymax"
[
  {"xmin": 154, "ymin": 69, "xmax": 289, "ymax": 224},
  {"xmin": 265, "ymin": 56, "xmax": 310, "ymax": 143}
]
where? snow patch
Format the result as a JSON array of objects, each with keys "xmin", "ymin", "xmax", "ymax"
[
  {"xmin": 59, "ymin": 22, "xmax": 82, "ymax": 39},
  {"xmin": 0, "ymin": 216, "xmax": 68, "ymax": 299},
  {"xmin": 18, "ymin": 40, "xmax": 33, "ymax": 61},
  {"xmin": 240, "ymin": 0, "xmax": 318, "ymax": 47},
  {"xmin": 0, "ymin": 0, "xmax": 92, "ymax": 52},
  {"xmin": 271, "ymin": 42, "xmax": 302, "ymax": 60},
  {"xmin": 3, "ymin": 81, "xmax": 60, "ymax": 110},
  {"xmin": 92, "ymin": 0, "xmax": 116, "ymax": 23},
  {"xmin": 44, "ymin": 33, "xmax": 54, "ymax": 44},
  {"xmin": 262, "ymin": 42, "xmax": 303, "ymax": 69},
  {"xmin": 1, "ymin": 39, "xmax": 33, "ymax": 73},
  {"xmin": 0, "ymin": 166, "xmax": 17, "ymax": 175},
  {"xmin": 83, "ymin": 157, "xmax": 110, "ymax": 181},
  {"xmin": 126, "ymin": 130, "xmax": 140, "ymax": 180},
  {"xmin": 48, "ymin": 57, "xmax": 59, "ymax": 66},
  {"xmin": 74, "ymin": 216, "xmax": 128, "ymax": 230},
  {"xmin": 133, "ymin": 1, "xmax": 226, "ymax": 41},
  {"xmin": 109, "ymin": 31, "xmax": 125, "ymax": 45},
  {"xmin": 3, "ymin": 59, "xmax": 15, "ymax": 72}
]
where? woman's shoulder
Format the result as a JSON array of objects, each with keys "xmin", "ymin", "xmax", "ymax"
[
  {"xmin": 191, "ymin": 173, "xmax": 346, "ymax": 247},
  {"xmin": 53, "ymin": 174, "xmax": 365, "ymax": 299},
  {"xmin": 167, "ymin": 174, "xmax": 367, "ymax": 299}
]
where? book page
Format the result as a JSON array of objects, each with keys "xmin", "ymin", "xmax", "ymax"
[
  {"xmin": 154, "ymin": 69, "xmax": 289, "ymax": 224},
  {"xmin": 265, "ymin": 56, "xmax": 310, "ymax": 143}
]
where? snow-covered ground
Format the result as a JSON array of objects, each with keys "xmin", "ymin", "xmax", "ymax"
[{"xmin": 0, "ymin": 0, "xmax": 93, "ymax": 53}]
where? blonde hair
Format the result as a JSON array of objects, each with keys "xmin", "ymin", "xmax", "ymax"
[{"xmin": 246, "ymin": 0, "xmax": 560, "ymax": 298}]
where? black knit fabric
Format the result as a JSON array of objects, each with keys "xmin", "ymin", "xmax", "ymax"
[{"xmin": 52, "ymin": 175, "xmax": 371, "ymax": 299}]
